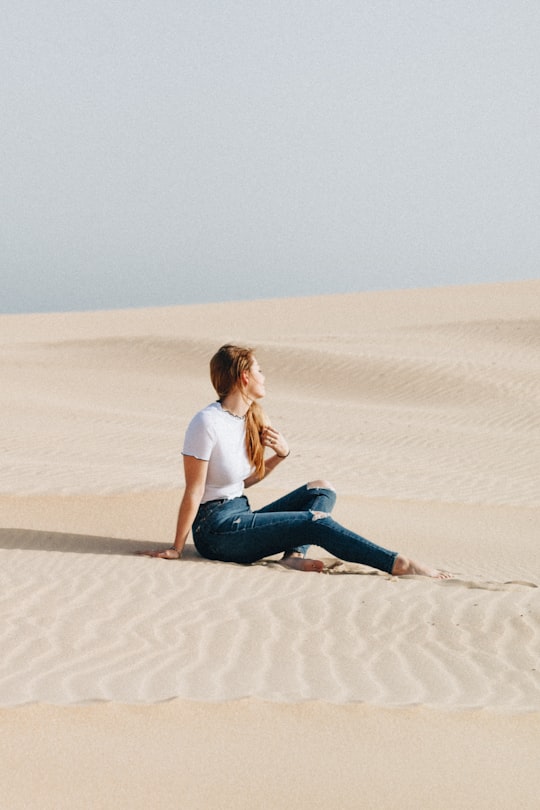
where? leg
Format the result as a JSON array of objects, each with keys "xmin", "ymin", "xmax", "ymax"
[
  {"xmin": 197, "ymin": 504, "xmax": 396, "ymax": 572},
  {"xmin": 282, "ymin": 481, "xmax": 335, "ymax": 570},
  {"xmin": 257, "ymin": 481, "xmax": 336, "ymax": 564},
  {"xmin": 256, "ymin": 481, "xmax": 336, "ymax": 516},
  {"xmin": 195, "ymin": 496, "xmax": 448, "ymax": 577}
]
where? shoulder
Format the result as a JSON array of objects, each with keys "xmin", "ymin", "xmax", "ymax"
[
  {"xmin": 183, "ymin": 403, "xmax": 222, "ymax": 459},
  {"xmin": 186, "ymin": 402, "xmax": 221, "ymax": 433}
]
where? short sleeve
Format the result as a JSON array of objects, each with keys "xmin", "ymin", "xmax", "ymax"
[{"xmin": 182, "ymin": 409, "xmax": 216, "ymax": 461}]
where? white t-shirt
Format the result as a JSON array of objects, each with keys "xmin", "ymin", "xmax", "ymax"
[{"xmin": 182, "ymin": 401, "xmax": 253, "ymax": 502}]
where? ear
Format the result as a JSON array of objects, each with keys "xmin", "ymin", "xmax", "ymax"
[{"xmin": 240, "ymin": 369, "xmax": 250, "ymax": 386}]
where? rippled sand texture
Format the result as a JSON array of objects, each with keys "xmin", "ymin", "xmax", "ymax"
[
  {"xmin": 0, "ymin": 521, "xmax": 538, "ymax": 708},
  {"xmin": 0, "ymin": 281, "xmax": 539, "ymax": 808}
]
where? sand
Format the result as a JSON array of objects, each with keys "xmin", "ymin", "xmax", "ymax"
[{"xmin": 1, "ymin": 280, "xmax": 539, "ymax": 808}]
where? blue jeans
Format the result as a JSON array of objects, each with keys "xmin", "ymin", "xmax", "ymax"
[{"xmin": 192, "ymin": 484, "xmax": 397, "ymax": 574}]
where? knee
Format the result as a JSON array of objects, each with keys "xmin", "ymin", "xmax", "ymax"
[
  {"xmin": 307, "ymin": 479, "xmax": 335, "ymax": 492},
  {"xmin": 309, "ymin": 509, "xmax": 330, "ymax": 521}
]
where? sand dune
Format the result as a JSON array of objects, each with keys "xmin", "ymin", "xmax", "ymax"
[
  {"xmin": 1, "ymin": 284, "xmax": 538, "ymax": 508},
  {"xmin": 1, "ymin": 280, "xmax": 539, "ymax": 807}
]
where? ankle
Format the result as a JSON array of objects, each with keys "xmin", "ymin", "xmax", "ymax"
[{"xmin": 391, "ymin": 554, "xmax": 409, "ymax": 576}]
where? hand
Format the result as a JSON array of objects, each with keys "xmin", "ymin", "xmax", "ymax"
[
  {"xmin": 261, "ymin": 426, "xmax": 289, "ymax": 458},
  {"xmin": 138, "ymin": 547, "xmax": 181, "ymax": 559}
]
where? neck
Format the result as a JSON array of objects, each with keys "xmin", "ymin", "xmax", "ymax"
[{"xmin": 220, "ymin": 391, "xmax": 251, "ymax": 418}]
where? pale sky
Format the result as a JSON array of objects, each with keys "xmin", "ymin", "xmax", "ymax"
[{"xmin": 2, "ymin": 0, "xmax": 539, "ymax": 314}]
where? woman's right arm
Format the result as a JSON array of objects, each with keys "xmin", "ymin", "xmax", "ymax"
[{"xmin": 141, "ymin": 455, "xmax": 208, "ymax": 559}]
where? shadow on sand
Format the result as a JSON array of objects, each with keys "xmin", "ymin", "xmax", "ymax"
[
  {"xmin": 4, "ymin": 528, "xmax": 532, "ymax": 586},
  {"xmin": 0, "ymin": 527, "xmax": 202, "ymax": 560},
  {"xmin": 0, "ymin": 528, "xmax": 374, "ymax": 573}
]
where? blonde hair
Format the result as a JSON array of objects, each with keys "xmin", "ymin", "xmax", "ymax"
[{"xmin": 209, "ymin": 344, "xmax": 268, "ymax": 479}]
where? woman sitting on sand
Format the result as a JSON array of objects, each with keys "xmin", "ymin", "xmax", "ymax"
[{"xmin": 144, "ymin": 344, "xmax": 448, "ymax": 577}]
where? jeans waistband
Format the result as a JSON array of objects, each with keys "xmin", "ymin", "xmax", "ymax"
[{"xmin": 199, "ymin": 495, "xmax": 248, "ymax": 510}]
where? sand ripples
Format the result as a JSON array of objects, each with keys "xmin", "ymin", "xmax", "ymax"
[{"xmin": 1, "ymin": 536, "xmax": 538, "ymax": 709}]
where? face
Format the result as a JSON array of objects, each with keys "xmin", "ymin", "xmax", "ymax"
[{"xmin": 243, "ymin": 356, "xmax": 266, "ymax": 400}]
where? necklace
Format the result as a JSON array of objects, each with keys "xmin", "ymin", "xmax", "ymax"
[{"xmin": 219, "ymin": 402, "xmax": 246, "ymax": 420}]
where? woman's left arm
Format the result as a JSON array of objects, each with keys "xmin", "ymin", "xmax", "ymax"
[{"xmin": 244, "ymin": 426, "xmax": 290, "ymax": 488}]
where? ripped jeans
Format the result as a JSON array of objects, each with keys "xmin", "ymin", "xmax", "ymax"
[{"xmin": 192, "ymin": 483, "xmax": 397, "ymax": 573}]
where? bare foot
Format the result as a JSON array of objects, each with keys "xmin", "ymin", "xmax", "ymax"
[
  {"xmin": 392, "ymin": 554, "xmax": 452, "ymax": 579},
  {"xmin": 280, "ymin": 553, "xmax": 324, "ymax": 573}
]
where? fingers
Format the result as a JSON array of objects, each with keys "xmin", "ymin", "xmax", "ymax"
[
  {"xmin": 261, "ymin": 426, "xmax": 281, "ymax": 445},
  {"xmin": 138, "ymin": 549, "xmax": 179, "ymax": 559},
  {"xmin": 261, "ymin": 427, "xmax": 289, "ymax": 458}
]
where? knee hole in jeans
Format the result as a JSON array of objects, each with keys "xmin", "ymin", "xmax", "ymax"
[
  {"xmin": 309, "ymin": 509, "xmax": 330, "ymax": 521},
  {"xmin": 307, "ymin": 479, "xmax": 335, "ymax": 492}
]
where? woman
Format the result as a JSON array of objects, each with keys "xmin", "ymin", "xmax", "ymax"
[{"xmin": 144, "ymin": 344, "xmax": 449, "ymax": 578}]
